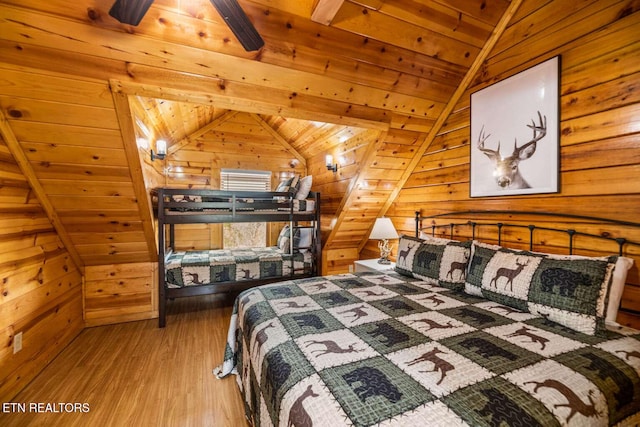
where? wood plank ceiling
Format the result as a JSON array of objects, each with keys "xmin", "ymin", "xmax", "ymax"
[{"xmin": 0, "ymin": 0, "xmax": 514, "ymax": 267}]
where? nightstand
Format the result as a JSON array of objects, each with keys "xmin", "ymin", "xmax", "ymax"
[{"xmin": 354, "ymin": 259, "xmax": 396, "ymax": 273}]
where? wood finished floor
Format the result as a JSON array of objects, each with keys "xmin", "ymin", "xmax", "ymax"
[{"xmin": 2, "ymin": 294, "xmax": 249, "ymax": 427}]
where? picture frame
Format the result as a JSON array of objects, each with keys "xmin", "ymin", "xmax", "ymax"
[{"xmin": 470, "ymin": 56, "xmax": 560, "ymax": 197}]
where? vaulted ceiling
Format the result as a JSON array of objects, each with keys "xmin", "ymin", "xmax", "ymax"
[{"xmin": 0, "ymin": 0, "xmax": 521, "ymax": 268}]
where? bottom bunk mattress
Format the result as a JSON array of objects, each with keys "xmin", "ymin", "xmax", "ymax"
[
  {"xmin": 216, "ymin": 272, "xmax": 640, "ymax": 427},
  {"xmin": 165, "ymin": 247, "xmax": 313, "ymax": 288}
]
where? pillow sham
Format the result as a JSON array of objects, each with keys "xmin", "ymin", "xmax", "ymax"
[
  {"xmin": 465, "ymin": 241, "xmax": 617, "ymax": 335},
  {"xmin": 394, "ymin": 235, "xmax": 471, "ymax": 290},
  {"xmin": 275, "ymin": 175, "xmax": 300, "ymax": 194},
  {"xmin": 525, "ymin": 251, "xmax": 632, "ymax": 324},
  {"xmin": 276, "ymin": 225, "xmax": 291, "ymax": 251},
  {"xmin": 276, "ymin": 225, "xmax": 311, "ymax": 254},
  {"xmin": 295, "ymin": 175, "xmax": 313, "ymax": 200}
]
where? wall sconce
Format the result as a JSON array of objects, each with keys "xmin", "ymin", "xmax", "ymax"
[
  {"xmin": 151, "ymin": 139, "xmax": 167, "ymax": 161},
  {"xmin": 325, "ymin": 154, "xmax": 338, "ymax": 172}
]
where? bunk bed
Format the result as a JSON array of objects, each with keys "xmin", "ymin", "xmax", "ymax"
[{"xmin": 154, "ymin": 187, "xmax": 321, "ymax": 327}]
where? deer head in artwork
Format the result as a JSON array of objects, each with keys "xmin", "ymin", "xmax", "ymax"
[{"xmin": 477, "ymin": 111, "xmax": 547, "ymax": 189}]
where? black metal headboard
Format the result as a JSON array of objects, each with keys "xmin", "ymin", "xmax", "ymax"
[{"xmin": 415, "ymin": 210, "xmax": 640, "ymax": 256}]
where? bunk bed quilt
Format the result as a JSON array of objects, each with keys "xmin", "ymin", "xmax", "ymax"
[
  {"xmin": 216, "ymin": 272, "xmax": 640, "ymax": 427},
  {"xmin": 165, "ymin": 247, "xmax": 312, "ymax": 288}
]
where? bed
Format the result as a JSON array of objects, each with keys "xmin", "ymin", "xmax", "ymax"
[
  {"xmin": 154, "ymin": 183, "xmax": 321, "ymax": 327},
  {"xmin": 216, "ymin": 211, "xmax": 640, "ymax": 426}
]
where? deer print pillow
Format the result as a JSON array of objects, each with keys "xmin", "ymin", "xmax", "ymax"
[
  {"xmin": 465, "ymin": 241, "xmax": 618, "ymax": 336},
  {"xmin": 394, "ymin": 235, "xmax": 471, "ymax": 291}
]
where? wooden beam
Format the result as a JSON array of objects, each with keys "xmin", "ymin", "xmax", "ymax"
[
  {"xmin": 0, "ymin": 109, "xmax": 84, "ymax": 272},
  {"xmin": 109, "ymin": 77, "xmax": 389, "ymax": 131},
  {"xmin": 369, "ymin": 0, "xmax": 526, "ymax": 229},
  {"xmin": 311, "ymin": 0, "xmax": 345, "ymax": 25},
  {"xmin": 250, "ymin": 114, "xmax": 307, "ymax": 168},
  {"xmin": 110, "ymin": 89, "xmax": 158, "ymax": 260}
]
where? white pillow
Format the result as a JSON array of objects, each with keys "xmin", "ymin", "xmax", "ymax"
[
  {"xmin": 298, "ymin": 228, "xmax": 313, "ymax": 251},
  {"xmin": 606, "ymin": 256, "xmax": 634, "ymax": 323},
  {"xmin": 295, "ymin": 175, "xmax": 313, "ymax": 200}
]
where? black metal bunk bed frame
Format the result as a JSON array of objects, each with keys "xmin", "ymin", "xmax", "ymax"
[{"xmin": 155, "ymin": 188, "xmax": 322, "ymax": 327}]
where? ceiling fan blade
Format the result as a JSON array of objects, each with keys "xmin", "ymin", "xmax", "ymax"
[
  {"xmin": 210, "ymin": 0, "xmax": 265, "ymax": 52},
  {"xmin": 109, "ymin": 0, "xmax": 155, "ymax": 26}
]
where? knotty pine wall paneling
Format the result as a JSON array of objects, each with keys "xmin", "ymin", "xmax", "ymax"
[
  {"xmin": 84, "ymin": 262, "xmax": 157, "ymax": 326},
  {"xmin": 386, "ymin": 1, "xmax": 640, "ymax": 328},
  {"xmin": 0, "ymin": 63, "xmax": 154, "ymax": 266},
  {"xmin": 0, "ymin": 135, "xmax": 83, "ymax": 402}
]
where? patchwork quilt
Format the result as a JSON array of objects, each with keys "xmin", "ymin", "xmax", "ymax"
[
  {"xmin": 165, "ymin": 247, "xmax": 312, "ymax": 288},
  {"xmin": 216, "ymin": 272, "xmax": 640, "ymax": 427}
]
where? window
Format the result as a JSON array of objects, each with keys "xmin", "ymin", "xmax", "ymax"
[
  {"xmin": 221, "ymin": 169, "xmax": 271, "ymax": 191},
  {"xmin": 221, "ymin": 169, "xmax": 271, "ymax": 248}
]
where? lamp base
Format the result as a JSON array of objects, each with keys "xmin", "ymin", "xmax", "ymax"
[{"xmin": 377, "ymin": 239, "xmax": 393, "ymax": 265}]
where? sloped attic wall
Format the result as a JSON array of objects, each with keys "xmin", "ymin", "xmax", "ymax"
[{"xmin": 0, "ymin": 132, "xmax": 83, "ymax": 402}]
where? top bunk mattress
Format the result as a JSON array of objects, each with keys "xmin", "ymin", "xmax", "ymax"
[{"xmin": 167, "ymin": 195, "xmax": 315, "ymax": 213}]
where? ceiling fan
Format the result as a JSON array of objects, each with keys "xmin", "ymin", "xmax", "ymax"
[{"xmin": 108, "ymin": 0, "xmax": 265, "ymax": 51}]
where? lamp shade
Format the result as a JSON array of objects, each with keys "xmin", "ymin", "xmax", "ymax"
[
  {"xmin": 156, "ymin": 139, "xmax": 167, "ymax": 155},
  {"xmin": 369, "ymin": 217, "xmax": 399, "ymax": 240}
]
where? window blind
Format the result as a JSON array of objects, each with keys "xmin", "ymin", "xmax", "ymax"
[{"xmin": 220, "ymin": 169, "xmax": 271, "ymax": 191}]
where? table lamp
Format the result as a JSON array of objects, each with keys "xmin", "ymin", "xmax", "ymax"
[{"xmin": 369, "ymin": 217, "xmax": 399, "ymax": 264}]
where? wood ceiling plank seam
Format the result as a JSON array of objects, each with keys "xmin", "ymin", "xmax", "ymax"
[
  {"xmin": 167, "ymin": 110, "xmax": 240, "ymax": 155},
  {"xmin": 9, "ymin": 122, "xmax": 123, "ymax": 149},
  {"xmin": 356, "ymin": 0, "xmax": 526, "ymax": 252},
  {"xmin": 19, "ymin": 142, "xmax": 129, "ymax": 167},
  {"xmin": 0, "ymin": 65, "xmax": 114, "ymax": 108},
  {"xmin": 0, "ymin": 109, "xmax": 84, "ymax": 272},
  {"xmin": 349, "ymin": 0, "xmax": 492, "ymax": 49},
  {"xmin": 487, "ymin": 3, "xmax": 640, "ymax": 87},
  {"xmin": 0, "ymin": 97, "xmax": 121, "ymax": 130},
  {"xmin": 492, "ymin": 0, "xmax": 622, "ymax": 60},
  {"xmin": 433, "ymin": 0, "xmax": 512, "ymax": 27},
  {"xmin": 39, "ymin": 180, "xmax": 137, "ymax": 197},
  {"xmin": 261, "ymin": 42, "xmax": 458, "ymax": 101},
  {"xmin": 331, "ymin": 1, "xmax": 481, "ymax": 67},
  {"xmin": 323, "ymin": 128, "xmax": 385, "ymax": 248},
  {"xmin": 110, "ymin": 89, "xmax": 157, "ymax": 262},
  {"xmin": 249, "ymin": 113, "xmax": 306, "ymax": 169}
]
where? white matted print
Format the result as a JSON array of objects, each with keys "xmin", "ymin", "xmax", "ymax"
[{"xmin": 470, "ymin": 56, "xmax": 560, "ymax": 197}]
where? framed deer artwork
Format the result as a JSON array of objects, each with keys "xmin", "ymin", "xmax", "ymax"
[{"xmin": 470, "ymin": 56, "xmax": 560, "ymax": 197}]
